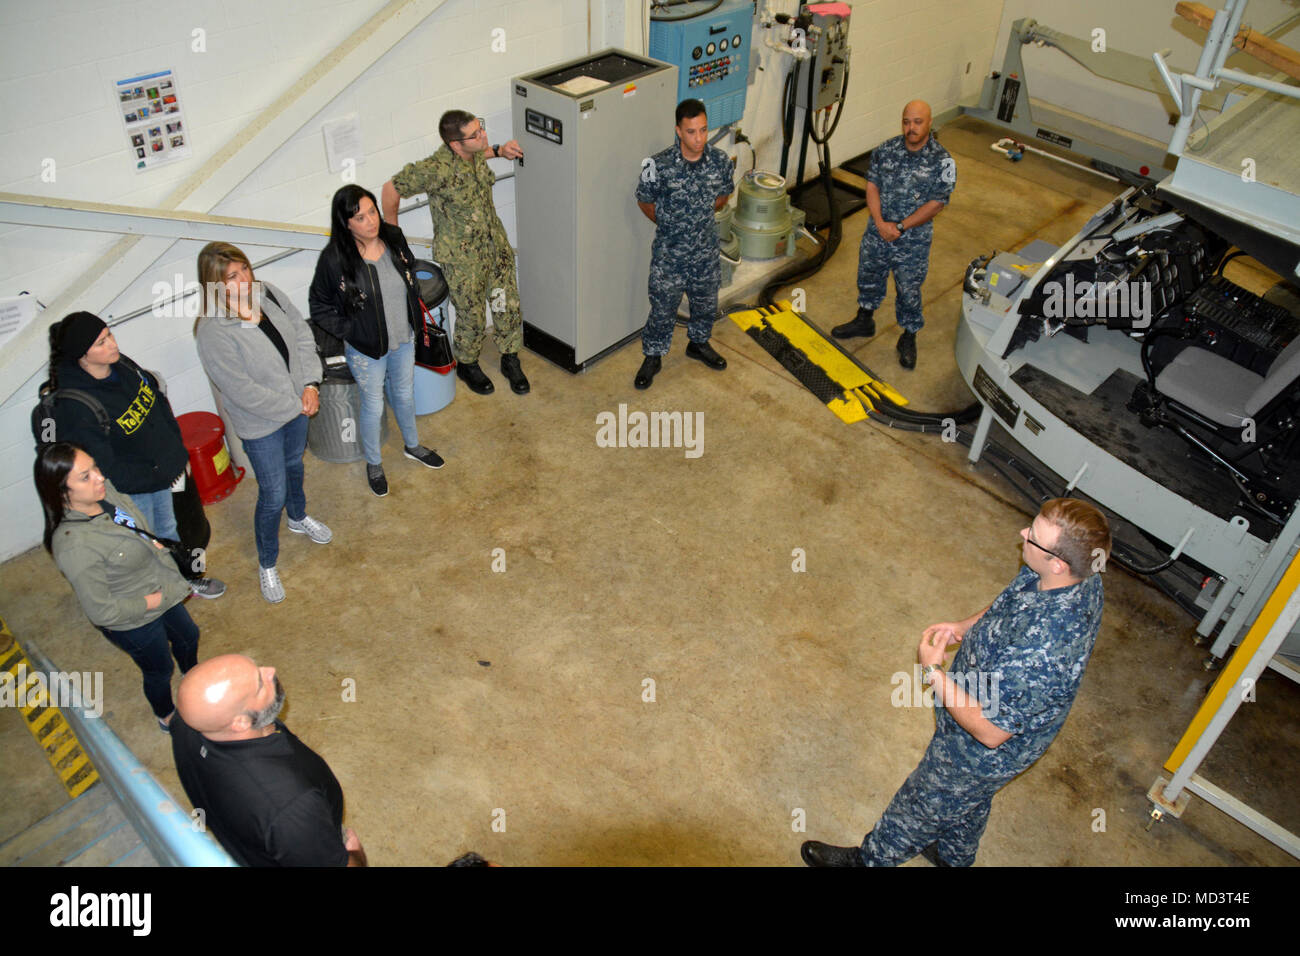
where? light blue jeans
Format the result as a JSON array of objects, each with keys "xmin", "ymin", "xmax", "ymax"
[
  {"xmin": 128, "ymin": 487, "xmax": 179, "ymax": 542},
  {"xmin": 344, "ymin": 340, "xmax": 420, "ymax": 465},
  {"xmin": 240, "ymin": 415, "xmax": 310, "ymax": 569}
]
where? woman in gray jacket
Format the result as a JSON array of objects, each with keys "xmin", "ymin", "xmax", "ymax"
[
  {"xmin": 37, "ymin": 442, "xmax": 198, "ymax": 732},
  {"xmin": 195, "ymin": 241, "xmax": 332, "ymax": 604}
]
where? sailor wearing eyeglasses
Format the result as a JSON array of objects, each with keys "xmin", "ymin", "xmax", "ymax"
[
  {"xmin": 382, "ymin": 110, "xmax": 530, "ymax": 396},
  {"xmin": 802, "ymin": 498, "xmax": 1110, "ymax": 867}
]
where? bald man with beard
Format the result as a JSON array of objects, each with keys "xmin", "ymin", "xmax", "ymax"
[
  {"xmin": 832, "ymin": 100, "xmax": 955, "ymax": 370},
  {"xmin": 170, "ymin": 654, "xmax": 366, "ymax": 866}
]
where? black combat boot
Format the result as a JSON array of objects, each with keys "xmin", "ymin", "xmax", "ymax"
[
  {"xmin": 457, "ymin": 361, "xmax": 494, "ymax": 394},
  {"xmin": 831, "ymin": 307, "xmax": 876, "ymax": 340}
]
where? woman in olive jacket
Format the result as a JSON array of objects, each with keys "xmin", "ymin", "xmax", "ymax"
[{"xmin": 37, "ymin": 442, "xmax": 198, "ymax": 731}]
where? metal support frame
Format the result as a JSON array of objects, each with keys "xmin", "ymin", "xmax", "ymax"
[
  {"xmin": 1149, "ymin": 547, "xmax": 1300, "ymax": 859},
  {"xmin": 1208, "ymin": 508, "xmax": 1300, "ymax": 657},
  {"xmin": 0, "ymin": 0, "xmax": 451, "ymax": 406},
  {"xmin": 21, "ymin": 638, "xmax": 237, "ymax": 867},
  {"xmin": 961, "ymin": 17, "xmax": 1184, "ymax": 181},
  {"xmin": 1158, "ymin": 0, "xmax": 1250, "ymax": 156}
]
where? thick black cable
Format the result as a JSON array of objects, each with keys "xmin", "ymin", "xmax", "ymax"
[{"xmin": 779, "ymin": 61, "xmax": 800, "ymax": 178}]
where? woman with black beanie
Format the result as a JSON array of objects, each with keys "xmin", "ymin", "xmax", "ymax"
[{"xmin": 46, "ymin": 312, "xmax": 225, "ymax": 598}]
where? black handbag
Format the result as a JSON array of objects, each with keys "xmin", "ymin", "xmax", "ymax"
[{"xmin": 414, "ymin": 297, "xmax": 455, "ymax": 372}]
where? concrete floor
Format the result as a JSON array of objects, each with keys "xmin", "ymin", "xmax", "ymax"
[{"xmin": 2, "ymin": 116, "xmax": 1296, "ymax": 866}]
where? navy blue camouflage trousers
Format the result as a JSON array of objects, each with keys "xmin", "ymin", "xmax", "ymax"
[
  {"xmin": 858, "ymin": 727, "xmax": 1013, "ymax": 867},
  {"xmin": 857, "ymin": 226, "xmax": 931, "ymax": 333},
  {"xmin": 642, "ymin": 250, "xmax": 719, "ymax": 356}
]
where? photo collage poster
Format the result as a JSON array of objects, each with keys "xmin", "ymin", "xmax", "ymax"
[{"xmin": 115, "ymin": 69, "xmax": 191, "ymax": 171}]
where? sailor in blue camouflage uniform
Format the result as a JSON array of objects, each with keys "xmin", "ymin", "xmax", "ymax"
[
  {"xmin": 832, "ymin": 100, "xmax": 954, "ymax": 371},
  {"xmin": 632, "ymin": 98, "xmax": 734, "ymax": 390},
  {"xmin": 802, "ymin": 498, "xmax": 1110, "ymax": 867}
]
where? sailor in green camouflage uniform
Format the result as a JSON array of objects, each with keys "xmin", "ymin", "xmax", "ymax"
[
  {"xmin": 382, "ymin": 110, "xmax": 530, "ymax": 395},
  {"xmin": 632, "ymin": 99, "xmax": 734, "ymax": 390},
  {"xmin": 802, "ymin": 499, "xmax": 1109, "ymax": 867}
]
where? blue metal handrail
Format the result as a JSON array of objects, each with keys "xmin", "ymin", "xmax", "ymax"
[{"xmin": 21, "ymin": 638, "xmax": 237, "ymax": 867}]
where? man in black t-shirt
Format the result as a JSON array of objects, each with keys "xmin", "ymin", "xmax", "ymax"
[{"xmin": 170, "ymin": 654, "xmax": 366, "ymax": 866}]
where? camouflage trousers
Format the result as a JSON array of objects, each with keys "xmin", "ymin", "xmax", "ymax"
[
  {"xmin": 444, "ymin": 241, "xmax": 523, "ymax": 363},
  {"xmin": 858, "ymin": 728, "xmax": 1013, "ymax": 867},
  {"xmin": 642, "ymin": 248, "xmax": 720, "ymax": 356},
  {"xmin": 856, "ymin": 226, "xmax": 931, "ymax": 333}
]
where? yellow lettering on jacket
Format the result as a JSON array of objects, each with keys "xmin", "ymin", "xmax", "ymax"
[{"xmin": 116, "ymin": 381, "xmax": 155, "ymax": 435}]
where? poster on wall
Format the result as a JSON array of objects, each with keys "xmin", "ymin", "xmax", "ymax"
[
  {"xmin": 115, "ymin": 69, "xmax": 191, "ymax": 172},
  {"xmin": 0, "ymin": 294, "xmax": 40, "ymax": 353}
]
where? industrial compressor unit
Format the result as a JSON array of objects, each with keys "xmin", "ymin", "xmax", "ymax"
[{"xmin": 511, "ymin": 50, "xmax": 677, "ymax": 371}]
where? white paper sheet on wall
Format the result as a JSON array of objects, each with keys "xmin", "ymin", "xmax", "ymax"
[
  {"xmin": 323, "ymin": 115, "xmax": 365, "ymax": 175},
  {"xmin": 0, "ymin": 294, "xmax": 39, "ymax": 353}
]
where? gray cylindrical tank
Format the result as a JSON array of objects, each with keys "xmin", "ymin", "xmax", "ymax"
[{"xmin": 732, "ymin": 170, "xmax": 799, "ymax": 259}]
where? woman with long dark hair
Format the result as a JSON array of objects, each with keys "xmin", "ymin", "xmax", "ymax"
[
  {"xmin": 194, "ymin": 241, "xmax": 333, "ymax": 604},
  {"xmin": 36, "ymin": 442, "xmax": 199, "ymax": 731},
  {"xmin": 43, "ymin": 311, "xmax": 225, "ymax": 598},
  {"xmin": 308, "ymin": 184, "xmax": 444, "ymax": 497}
]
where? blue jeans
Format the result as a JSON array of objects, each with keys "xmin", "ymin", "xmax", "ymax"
[
  {"xmin": 240, "ymin": 415, "xmax": 310, "ymax": 568},
  {"xmin": 99, "ymin": 603, "xmax": 200, "ymax": 719},
  {"xmin": 344, "ymin": 340, "xmax": 420, "ymax": 465},
  {"xmin": 127, "ymin": 487, "xmax": 179, "ymax": 542}
]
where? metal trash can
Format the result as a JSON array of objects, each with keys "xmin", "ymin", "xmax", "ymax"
[{"xmin": 307, "ymin": 380, "xmax": 388, "ymax": 463}]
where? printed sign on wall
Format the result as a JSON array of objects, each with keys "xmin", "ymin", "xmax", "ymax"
[{"xmin": 115, "ymin": 69, "xmax": 191, "ymax": 171}]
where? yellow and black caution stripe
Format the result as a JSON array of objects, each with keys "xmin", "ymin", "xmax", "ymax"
[
  {"xmin": 729, "ymin": 301, "xmax": 909, "ymax": 423},
  {"xmin": 0, "ymin": 617, "xmax": 99, "ymax": 798}
]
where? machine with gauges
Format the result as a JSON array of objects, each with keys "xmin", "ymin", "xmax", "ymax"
[{"xmin": 649, "ymin": 0, "xmax": 754, "ymax": 127}]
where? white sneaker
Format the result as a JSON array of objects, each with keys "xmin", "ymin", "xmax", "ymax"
[
  {"xmin": 259, "ymin": 565, "xmax": 285, "ymax": 604},
  {"xmin": 287, "ymin": 515, "xmax": 333, "ymax": 544}
]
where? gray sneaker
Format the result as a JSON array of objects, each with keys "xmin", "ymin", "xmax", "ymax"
[
  {"xmin": 287, "ymin": 514, "xmax": 333, "ymax": 543},
  {"xmin": 189, "ymin": 577, "xmax": 227, "ymax": 599},
  {"xmin": 259, "ymin": 565, "xmax": 285, "ymax": 604}
]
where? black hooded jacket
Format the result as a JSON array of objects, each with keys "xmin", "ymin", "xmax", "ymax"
[{"xmin": 52, "ymin": 357, "xmax": 189, "ymax": 495}]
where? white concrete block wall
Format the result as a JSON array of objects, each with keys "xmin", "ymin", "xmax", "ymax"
[
  {"xmin": 1, "ymin": 0, "xmax": 1005, "ymax": 561},
  {"xmin": 736, "ymin": 0, "xmax": 1005, "ymax": 184}
]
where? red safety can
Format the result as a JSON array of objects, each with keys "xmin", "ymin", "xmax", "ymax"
[{"xmin": 177, "ymin": 411, "xmax": 243, "ymax": 505}]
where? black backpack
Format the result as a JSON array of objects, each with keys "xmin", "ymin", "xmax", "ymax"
[
  {"xmin": 31, "ymin": 355, "xmax": 212, "ymax": 577},
  {"xmin": 31, "ymin": 355, "xmax": 147, "ymax": 454}
]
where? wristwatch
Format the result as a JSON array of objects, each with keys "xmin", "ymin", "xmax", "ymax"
[
  {"xmin": 491, "ymin": 143, "xmax": 501, "ymax": 159},
  {"xmin": 920, "ymin": 663, "xmax": 942, "ymax": 686},
  {"xmin": 896, "ymin": 221, "xmax": 907, "ymax": 233}
]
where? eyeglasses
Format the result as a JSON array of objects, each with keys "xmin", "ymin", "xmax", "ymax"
[
  {"xmin": 452, "ymin": 118, "xmax": 486, "ymax": 142},
  {"xmin": 1023, "ymin": 530, "xmax": 1064, "ymax": 561}
]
